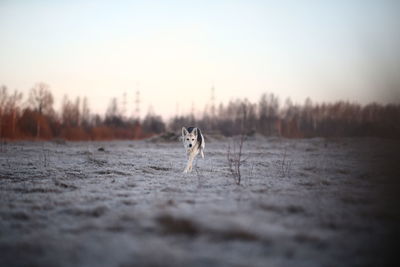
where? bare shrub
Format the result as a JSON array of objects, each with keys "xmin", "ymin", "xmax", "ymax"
[
  {"xmin": 227, "ymin": 104, "xmax": 248, "ymax": 185},
  {"xmin": 227, "ymin": 134, "xmax": 246, "ymax": 185},
  {"xmin": 277, "ymin": 147, "xmax": 293, "ymax": 178}
]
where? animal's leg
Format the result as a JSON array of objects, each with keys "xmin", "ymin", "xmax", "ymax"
[
  {"xmin": 188, "ymin": 155, "xmax": 195, "ymax": 172},
  {"xmin": 201, "ymin": 149, "xmax": 204, "ymax": 159},
  {"xmin": 193, "ymin": 156, "xmax": 199, "ymax": 171},
  {"xmin": 188, "ymin": 153, "xmax": 198, "ymax": 172},
  {"xmin": 189, "ymin": 159, "xmax": 195, "ymax": 171},
  {"xmin": 183, "ymin": 154, "xmax": 194, "ymax": 173},
  {"xmin": 183, "ymin": 159, "xmax": 190, "ymax": 173}
]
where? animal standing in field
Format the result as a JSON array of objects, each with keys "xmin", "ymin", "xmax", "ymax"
[{"xmin": 182, "ymin": 127, "xmax": 205, "ymax": 173}]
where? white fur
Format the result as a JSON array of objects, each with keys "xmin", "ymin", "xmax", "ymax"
[{"xmin": 182, "ymin": 127, "xmax": 205, "ymax": 173}]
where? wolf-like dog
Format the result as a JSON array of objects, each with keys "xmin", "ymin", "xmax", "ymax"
[{"xmin": 182, "ymin": 127, "xmax": 205, "ymax": 173}]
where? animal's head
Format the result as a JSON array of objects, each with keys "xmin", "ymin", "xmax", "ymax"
[{"xmin": 182, "ymin": 127, "xmax": 198, "ymax": 150}]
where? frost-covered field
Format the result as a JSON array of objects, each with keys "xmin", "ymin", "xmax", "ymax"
[{"xmin": 0, "ymin": 137, "xmax": 399, "ymax": 267}]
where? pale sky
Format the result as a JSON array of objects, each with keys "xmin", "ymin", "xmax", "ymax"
[{"xmin": 1, "ymin": 0, "xmax": 399, "ymax": 119}]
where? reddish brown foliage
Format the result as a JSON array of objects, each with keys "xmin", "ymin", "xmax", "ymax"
[{"xmin": 1, "ymin": 85, "xmax": 399, "ymax": 141}]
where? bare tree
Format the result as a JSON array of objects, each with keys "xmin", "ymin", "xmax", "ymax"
[
  {"xmin": 28, "ymin": 82, "xmax": 54, "ymax": 138},
  {"xmin": 81, "ymin": 97, "xmax": 90, "ymax": 128},
  {"xmin": 61, "ymin": 96, "xmax": 80, "ymax": 127},
  {"xmin": 0, "ymin": 85, "xmax": 8, "ymax": 139},
  {"xmin": 106, "ymin": 97, "xmax": 119, "ymax": 117},
  {"xmin": 0, "ymin": 86, "xmax": 23, "ymax": 139},
  {"xmin": 28, "ymin": 82, "xmax": 54, "ymax": 115},
  {"xmin": 6, "ymin": 90, "xmax": 23, "ymax": 137},
  {"xmin": 258, "ymin": 93, "xmax": 280, "ymax": 136},
  {"xmin": 105, "ymin": 97, "xmax": 124, "ymax": 127},
  {"xmin": 142, "ymin": 113, "xmax": 165, "ymax": 134}
]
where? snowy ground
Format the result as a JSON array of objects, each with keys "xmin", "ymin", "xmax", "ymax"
[{"xmin": 0, "ymin": 136, "xmax": 399, "ymax": 267}]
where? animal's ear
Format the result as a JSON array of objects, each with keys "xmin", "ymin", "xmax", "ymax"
[
  {"xmin": 193, "ymin": 128, "xmax": 198, "ymax": 136},
  {"xmin": 182, "ymin": 127, "xmax": 188, "ymax": 136}
]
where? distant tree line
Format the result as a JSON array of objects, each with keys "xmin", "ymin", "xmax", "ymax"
[
  {"xmin": 170, "ymin": 93, "xmax": 400, "ymax": 139},
  {"xmin": 0, "ymin": 83, "xmax": 399, "ymax": 140},
  {"xmin": 0, "ymin": 83, "xmax": 164, "ymax": 140}
]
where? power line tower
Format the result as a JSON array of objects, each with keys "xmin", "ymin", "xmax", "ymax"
[
  {"xmin": 210, "ymin": 85, "xmax": 216, "ymax": 118},
  {"xmin": 122, "ymin": 92, "xmax": 127, "ymax": 118},
  {"xmin": 134, "ymin": 90, "xmax": 140, "ymax": 119}
]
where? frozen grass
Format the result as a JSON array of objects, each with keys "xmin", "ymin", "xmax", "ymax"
[{"xmin": 0, "ymin": 137, "xmax": 399, "ymax": 267}]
